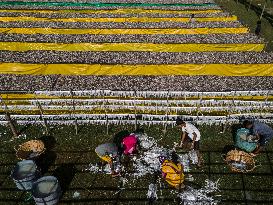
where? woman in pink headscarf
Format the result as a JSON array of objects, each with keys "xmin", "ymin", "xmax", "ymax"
[
  {"xmin": 113, "ymin": 130, "xmax": 139, "ymax": 157},
  {"xmin": 122, "ymin": 134, "xmax": 138, "ymax": 155}
]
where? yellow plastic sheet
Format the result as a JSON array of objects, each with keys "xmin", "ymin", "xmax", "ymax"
[
  {"xmin": 0, "ymin": 94, "xmax": 56, "ymax": 99},
  {"xmin": 1, "ymin": 94, "xmax": 272, "ymax": 101},
  {"xmin": 0, "ymin": 16, "xmax": 237, "ymax": 23},
  {"xmin": 0, "ymin": 63, "xmax": 272, "ymax": 76},
  {"xmin": 0, "ymin": 27, "xmax": 249, "ymax": 35},
  {"xmin": 0, "ymin": 9, "xmax": 222, "ymax": 14},
  {"xmin": 0, "ymin": 42, "xmax": 265, "ymax": 52}
]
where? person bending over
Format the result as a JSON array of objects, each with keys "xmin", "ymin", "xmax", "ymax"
[
  {"xmin": 176, "ymin": 118, "xmax": 202, "ymax": 166},
  {"xmin": 160, "ymin": 151, "xmax": 185, "ymax": 190},
  {"xmin": 243, "ymin": 120, "xmax": 273, "ymax": 155}
]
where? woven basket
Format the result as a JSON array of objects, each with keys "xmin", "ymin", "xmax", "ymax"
[
  {"xmin": 225, "ymin": 149, "xmax": 255, "ymax": 173},
  {"xmin": 15, "ymin": 140, "xmax": 46, "ymax": 160}
]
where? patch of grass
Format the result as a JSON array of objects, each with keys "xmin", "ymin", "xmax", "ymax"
[
  {"xmin": 210, "ymin": 174, "xmax": 244, "ymax": 190},
  {"xmin": 249, "ymin": 0, "xmax": 273, "ymax": 14},
  {"xmin": 210, "ymin": 164, "xmax": 232, "ymax": 173},
  {"xmin": 1, "ymin": 123, "xmax": 273, "ymax": 204},
  {"xmin": 267, "ymin": 153, "xmax": 273, "ymax": 164},
  {"xmin": 245, "ymin": 190, "xmax": 273, "ymax": 201},
  {"xmin": 187, "ymin": 173, "xmax": 209, "ymax": 187},
  {"xmin": 219, "ymin": 190, "xmax": 245, "ymax": 201},
  {"xmin": 215, "ymin": 0, "xmax": 273, "ymax": 51},
  {"xmin": 244, "ymin": 175, "xmax": 273, "ymax": 189}
]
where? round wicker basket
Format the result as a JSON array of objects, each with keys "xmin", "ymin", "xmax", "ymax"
[
  {"xmin": 225, "ymin": 149, "xmax": 256, "ymax": 173},
  {"xmin": 15, "ymin": 140, "xmax": 46, "ymax": 160}
]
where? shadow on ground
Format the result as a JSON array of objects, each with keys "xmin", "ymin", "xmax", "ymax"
[{"xmin": 52, "ymin": 163, "xmax": 77, "ymax": 198}]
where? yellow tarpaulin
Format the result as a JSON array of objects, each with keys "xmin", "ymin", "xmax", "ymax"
[
  {"xmin": 0, "ymin": 94, "xmax": 56, "ymax": 99},
  {"xmin": 0, "ymin": 94, "xmax": 271, "ymax": 101},
  {"xmin": 0, "ymin": 42, "xmax": 264, "ymax": 52},
  {"xmin": 0, "ymin": 63, "xmax": 272, "ymax": 76},
  {"xmin": 0, "ymin": 27, "xmax": 249, "ymax": 35},
  {"xmin": 0, "ymin": 16, "xmax": 237, "ymax": 23},
  {"xmin": 0, "ymin": 9, "xmax": 222, "ymax": 14}
]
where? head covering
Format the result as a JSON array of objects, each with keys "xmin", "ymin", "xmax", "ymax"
[
  {"xmin": 95, "ymin": 143, "xmax": 118, "ymax": 163},
  {"xmin": 158, "ymin": 155, "xmax": 166, "ymax": 164},
  {"xmin": 176, "ymin": 118, "xmax": 184, "ymax": 126},
  {"xmin": 122, "ymin": 134, "xmax": 137, "ymax": 155}
]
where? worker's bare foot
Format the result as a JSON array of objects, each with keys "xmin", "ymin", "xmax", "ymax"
[
  {"xmin": 176, "ymin": 184, "xmax": 185, "ymax": 190},
  {"xmin": 111, "ymin": 172, "xmax": 120, "ymax": 177},
  {"xmin": 180, "ymin": 184, "xmax": 185, "ymax": 189},
  {"xmin": 197, "ymin": 160, "xmax": 204, "ymax": 167}
]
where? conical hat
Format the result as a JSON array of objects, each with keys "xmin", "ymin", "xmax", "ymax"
[{"xmin": 95, "ymin": 143, "xmax": 118, "ymax": 157}]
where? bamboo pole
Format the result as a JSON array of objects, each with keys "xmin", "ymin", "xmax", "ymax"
[
  {"xmin": 70, "ymin": 89, "xmax": 78, "ymax": 135},
  {"xmin": 0, "ymin": 97, "xmax": 18, "ymax": 139},
  {"xmin": 35, "ymin": 96, "xmax": 49, "ymax": 135},
  {"xmin": 223, "ymin": 92, "xmax": 236, "ymax": 133},
  {"xmin": 260, "ymin": 3, "xmax": 266, "ymax": 19},
  {"xmin": 103, "ymin": 92, "xmax": 109, "ymax": 135},
  {"xmin": 134, "ymin": 91, "xmax": 137, "ymax": 131},
  {"xmin": 163, "ymin": 91, "xmax": 170, "ymax": 135},
  {"xmin": 155, "ymin": 101, "xmax": 158, "ymax": 115},
  {"xmin": 263, "ymin": 90, "xmax": 270, "ymax": 114},
  {"xmin": 106, "ymin": 114, "xmax": 109, "ymax": 135},
  {"xmin": 196, "ymin": 93, "xmax": 202, "ymax": 123},
  {"xmin": 264, "ymin": 41, "xmax": 269, "ymax": 51},
  {"xmin": 5, "ymin": 112, "xmax": 19, "ymax": 139},
  {"xmin": 175, "ymin": 95, "xmax": 179, "ymax": 116},
  {"xmin": 248, "ymin": 0, "xmax": 253, "ymax": 11}
]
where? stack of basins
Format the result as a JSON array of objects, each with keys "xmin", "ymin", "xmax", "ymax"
[
  {"xmin": 0, "ymin": 0, "xmax": 272, "ymax": 90},
  {"xmin": 11, "ymin": 140, "xmax": 61, "ymax": 205}
]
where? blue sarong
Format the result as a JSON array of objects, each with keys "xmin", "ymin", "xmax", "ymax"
[{"xmin": 235, "ymin": 128, "xmax": 257, "ymax": 153}]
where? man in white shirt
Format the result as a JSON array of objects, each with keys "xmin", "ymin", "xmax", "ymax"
[{"xmin": 176, "ymin": 118, "xmax": 202, "ymax": 166}]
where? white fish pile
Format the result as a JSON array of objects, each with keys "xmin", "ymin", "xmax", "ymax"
[
  {"xmin": 132, "ymin": 147, "xmax": 165, "ymax": 177},
  {"xmin": 147, "ymin": 183, "xmax": 158, "ymax": 200},
  {"xmin": 188, "ymin": 150, "xmax": 199, "ymax": 165},
  {"xmin": 202, "ymin": 179, "xmax": 220, "ymax": 194},
  {"xmin": 86, "ymin": 163, "xmax": 112, "ymax": 174},
  {"xmin": 86, "ymin": 163, "xmax": 100, "ymax": 173},
  {"xmin": 176, "ymin": 179, "xmax": 220, "ymax": 205},
  {"xmin": 136, "ymin": 132, "xmax": 157, "ymax": 150},
  {"xmin": 178, "ymin": 153, "xmax": 191, "ymax": 172},
  {"xmin": 73, "ymin": 191, "xmax": 80, "ymax": 198},
  {"xmin": 120, "ymin": 177, "xmax": 128, "ymax": 187},
  {"xmin": 18, "ymin": 133, "xmax": 27, "ymax": 139},
  {"xmin": 132, "ymin": 133, "xmax": 168, "ymax": 177},
  {"xmin": 87, "ymin": 132, "xmax": 220, "ymax": 204}
]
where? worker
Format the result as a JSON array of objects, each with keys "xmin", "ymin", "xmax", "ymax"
[
  {"xmin": 235, "ymin": 128, "xmax": 258, "ymax": 153},
  {"xmin": 176, "ymin": 118, "xmax": 202, "ymax": 166},
  {"xmin": 243, "ymin": 120, "xmax": 273, "ymax": 154},
  {"xmin": 160, "ymin": 151, "xmax": 185, "ymax": 189},
  {"xmin": 113, "ymin": 130, "xmax": 139, "ymax": 156},
  {"xmin": 95, "ymin": 143, "xmax": 121, "ymax": 176}
]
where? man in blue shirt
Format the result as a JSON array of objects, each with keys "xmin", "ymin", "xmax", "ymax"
[
  {"xmin": 243, "ymin": 120, "xmax": 273, "ymax": 154},
  {"xmin": 235, "ymin": 128, "xmax": 258, "ymax": 153}
]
